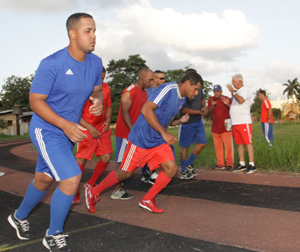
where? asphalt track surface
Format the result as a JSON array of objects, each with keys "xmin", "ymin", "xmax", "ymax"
[{"xmin": 1, "ymin": 139, "xmax": 300, "ymax": 252}]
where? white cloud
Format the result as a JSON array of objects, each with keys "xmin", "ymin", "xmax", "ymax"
[{"xmin": 94, "ymin": 0, "xmax": 259, "ymax": 78}]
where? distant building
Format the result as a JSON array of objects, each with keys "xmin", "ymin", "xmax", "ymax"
[
  {"xmin": 0, "ymin": 109, "xmax": 33, "ymax": 135},
  {"xmin": 270, "ymin": 95, "xmax": 299, "ymax": 119}
]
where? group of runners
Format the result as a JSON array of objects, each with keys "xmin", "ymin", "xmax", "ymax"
[{"xmin": 7, "ymin": 12, "xmax": 274, "ymax": 252}]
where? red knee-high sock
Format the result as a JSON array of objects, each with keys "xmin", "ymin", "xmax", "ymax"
[
  {"xmin": 77, "ymin": 163, "xmax": 84, "ymax": 174},
  {"xmin": 91, "ymin": 171, "xmax": 120, "ymax": 197},
  {"xmin": 88, "ymin": 160, "xmax": 108, "ymax": 186},
  {"xmin": 142, "ymin": 171, "xmax": 171, "ymax": 201}
]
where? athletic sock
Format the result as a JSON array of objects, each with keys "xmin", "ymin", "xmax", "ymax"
[
  {"xmin": 88, "ymin": 160, "xmax": 108, "ymax": 186},
  {"xmin": 77, "ymin": 162, "xmax": 84, "ymax": 174},
  {"xmin": 186, "ymin": 153, "xmax": 197, "ymax": 166},
  {"xmin": 91, "ymin": 171, "xmax": 120, "ymax": 196},
  {"xmin": 150, "ymin": 172, "xmax": 158, "ymax": 179},
  {"xmin": 249, "ymin": 162, "xmax": 255, "ymax": 166},
  {"xmin": 48, "ymin": 187, "xmax": 74, "ymax": 236},
  {"xmin": 180, "ymin": 159, "xmax": 187, "ymax": 172},
  {"xmin": 239, "ymin": 161, "xmax": 246, "ymax": 166},
  {"xmin": 142, "ymin": 172, "xmax": 172, "ymax": 201},
  {"xmin": 141, "ymin": 164, "xmax": 149, "ymax": 175},
  {"xmin": 16, "ymin": 181, "xmax": 47, "ymax": 220}
]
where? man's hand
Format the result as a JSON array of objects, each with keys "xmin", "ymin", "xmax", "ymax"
[
  {"xmin": 221, "ymin": 96, "xmax": 230, "ymax": 106},
  {"xmin": 89, "ymin": 96, "xmax": 103, "ymax": 116},
  {"xmin": 62, "ymin": 122, "xmax": 87, "ymax": 143},
  {"xmin": 226, "ymin": 84, "xmax": 234, "ymax": 94},
  {"xmin": 162, "ymin": 132, "xmax": 177, "ymax": 145},
  {"xmin": 87, "ymin": 125, "xmax": 101, "ymax": 139},
  {"xmin": 179, "ymin": 113, "xmax": 190, "ymax": 123},
  {"xmin": 200, "ymin": 107, "xmax": 208, "ymax": 116},
  {"xmin": 102, "ymin": 120, "xmax": 110, "ymax": 132}
]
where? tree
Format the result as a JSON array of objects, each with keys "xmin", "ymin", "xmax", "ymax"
[
  {"xmin": 282, "ymin": 77, "xmax": 300, "ymax": 112},
  {"xmin": 106, "ymin": 54, "xmax": 148, "ymax": 122},
  {"xmin": 0, "ymin": 119, "xmax": 8, "ymax": 129},
  {"xmin": 272, "ymin": 108, "xmax": 281, "ymax": 121},
  {"xmin": 1, "ymin": 75, "xmax": 33, "ymax": 110}
]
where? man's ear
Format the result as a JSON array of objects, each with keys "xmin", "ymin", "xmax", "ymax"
[{"xmin": 69, "ymin": 30, "xmax": 76, "ymax": 40}]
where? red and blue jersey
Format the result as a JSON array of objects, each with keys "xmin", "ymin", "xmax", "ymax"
[{"xmin": 128, "ymin": 82, "xmax": 186, "ymax": 149}]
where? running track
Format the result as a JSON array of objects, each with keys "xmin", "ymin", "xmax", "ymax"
[{"xmin": 1, "ymin": 139, "xmax": 300, "ymax": 252}]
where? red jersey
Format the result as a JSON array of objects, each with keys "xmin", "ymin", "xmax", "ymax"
[
  {"xmin": 261, "ymin": 98, "xmax": 273, "ymax": 123},
  {"xmin": 81, "ymin": 82, "xmax": 111, "ymax": 130},
  {"xmin": 114, "ymin": 84, "xmax": 147, "ymax": 138},
  {"xmin": 208, "ymin": 95, "xmax": 232, "ymax": 134}
]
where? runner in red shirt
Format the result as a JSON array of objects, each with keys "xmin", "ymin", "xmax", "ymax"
[
  {"xmin": 74, "ymin": 67, "xmax": 112, "ymax": 204},
  {"xmin": 208, "ymin": 85, "xmax": 234, "ymax": 170}
]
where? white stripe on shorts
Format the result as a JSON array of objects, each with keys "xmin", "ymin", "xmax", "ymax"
[
  {"xmin": 246, "ymin": 124, "xmax": 252, "ymax": 144},
  {"xmin": 117, "ymin": 138, "xmax": 128, "ymax": 162},
  {"xmin": 121, "ymin": 143, "xmax": 137, "ymax": 171},
  {"xmin": 35, "ymin": 128, "xmax": 60, "ymax": 181}
]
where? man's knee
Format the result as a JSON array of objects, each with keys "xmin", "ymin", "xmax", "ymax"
[
  {"xmin": 115, "ymin": 169, "xmax": 133, "ymax": 181},
  {"xmin": 161, "ymin": 161, "xmax": 178, "ymax": 177},
  {"xmin": 101, "ymin": 154, "xmax": 111, "ymax": 163}
]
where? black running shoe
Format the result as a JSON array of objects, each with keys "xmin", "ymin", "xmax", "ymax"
[
  {"xmin": 43, "ymin": 229, "xmax": 71, "ymax": 252},
  {"xmin": 245, "ymin": 165, "xmax": 257, "ymax": 174},
  {"xmin": 213, "ymin": 165, "xmax": 225, "ymax": 170},
  {"xmin": 8, "ymin": 210, "xmax": 31, "ymax": 240},
  {"xmin": 186, "ymin": 165, "xmax": 198, "ymax": 177},
  {"xmin": 232, "ymin": 164, "xmax": 247, "ymax": 172}
]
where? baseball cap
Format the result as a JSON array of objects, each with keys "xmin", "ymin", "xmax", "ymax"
[{"xmin": 213, "ymin": 84, "xmax": 222, "ymax": 91}]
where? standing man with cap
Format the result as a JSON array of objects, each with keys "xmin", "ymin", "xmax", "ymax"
[
  {"xmin": 226, "ymin": 74, "xmax": 256, "ymax": 174},
  {"xmin": 208, "ymin": 85, "xmax": 234, "ymax": 170}
]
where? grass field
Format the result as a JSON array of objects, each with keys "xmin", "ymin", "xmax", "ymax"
[{"xmin": 2, "ymin": 122, "xmax": 300, "ymax": 172}]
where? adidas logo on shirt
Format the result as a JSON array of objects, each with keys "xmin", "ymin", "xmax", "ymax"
[{"xmin": 66, "ymin": 69, "xmax": 73, "ymax": 75}]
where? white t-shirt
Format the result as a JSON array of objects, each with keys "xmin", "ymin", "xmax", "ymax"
[{"xmin": 230, "ymin": 86, "xmax": 252, "ymax": 125}]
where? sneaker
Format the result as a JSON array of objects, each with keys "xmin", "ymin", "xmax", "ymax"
[
  {"xmin": 8, "ymin": 210, "xmax": 31, "ymax": 240},
  {"xmin": 140, "ymin": 173, "xmax": 150, "ymax": 183},
  {"xmin": 43, "ymin": 229, "xmax": 71, "ymax": 251},
  {"xmin": 225, "ymin": 166, "xmax": 233, "ymax": 171},
  {"xmin": 84, "ymin": 182, "xmax": 95, "ymax": 189},
  {"xmin": 232, "ymin": 164, "xmax": 247, "ymax": 172},
  {"xmin": 213, "ymin": 165, "xmax": 225, "ymax": 170},
  {"xmin": 180, "ymin": 170, "xmax": 194, "ymax": 180},
  {"xmin": 147, "ymin": 177, "xmax": 156, "ymax": 185},
  {"xmin": 139, "ymin": 199, "xmax": 164, "ymax": 213},
  {"xmin": 186, "ymin": 165, "xmax": 198, "ymax": 177},
  {"xmin": 85, "ymin": 187, "xmax": 100, "ymax": 213},
  {"xmin": 111, "ymin": 188, "xmax": 134, "ymax": 200},
  {"xmin": 245, "ymin": 165, "xmax": 257, "ymax": 174},
  {"xmin": 72, "ymin": 192, "xmax": 80, "ymax": 204},
  {"xmin": 0, "ymin": 171, "xmax": 5, "ymax": 176}
]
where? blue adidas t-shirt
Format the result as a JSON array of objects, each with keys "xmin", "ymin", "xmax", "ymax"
[
  {"xmin": 30, "ymin": 47, "xmax": 102, "ymax": 135},
  {"xmin": 128, "ymin": 82, "xmax": 186, "ymax": 149}
]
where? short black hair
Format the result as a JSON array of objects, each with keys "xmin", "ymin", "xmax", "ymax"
[
  {"xmin": 154, "ymin": 70, "xmax": 164, "ymax": 74},
  {"xmin": 181, "ymin": 72, "xmax": 203, "ymax": 86},
  {"xmin": 66, "ymin": 13, "xmax": 93, "ymax": 31},
  {"xmin": 102, "ymin": 66, "xmax": 106, "ymax": 73},
  {"xmin": 185, "ymin": 68, "xmax": 197, "ymax": 74},
  {"xmin": 258, "ymin": 89, "xmax": 266, "ymax": 96}
]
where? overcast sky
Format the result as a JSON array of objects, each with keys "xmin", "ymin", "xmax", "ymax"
[{"xmin": 0, "ymin": 0, "xmax": 299, "ymax": 99}]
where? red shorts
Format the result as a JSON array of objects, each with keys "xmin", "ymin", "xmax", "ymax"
[
  {"xmin": 232, "ymin": 124, "xmax": 252, "ymax": 145},
  {"xmin": 76, "ymin": 128, "xmax": 112, "ymax": 160},
  {"xmin": 120, "ymin": 141, "xmax": 175, "ymax": 172}
]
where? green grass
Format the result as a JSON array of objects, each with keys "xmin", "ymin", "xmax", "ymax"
[
  {"xmin": 0, "ymin": 133, "xmax": 30, "ymax": 141},
  {"xmin": 2, "ymin": 123, "xmax": 300, "ymax": 172}
]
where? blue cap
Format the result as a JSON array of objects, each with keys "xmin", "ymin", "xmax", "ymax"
[{"xmin": 213, "ymin": 84, "xmax": 222, "ymax": 91}]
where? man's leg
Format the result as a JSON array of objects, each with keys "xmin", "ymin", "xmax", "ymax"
[
  {"xmin": 222, "ymin": 132, "xmax": 234, "ymax": 168},
  {"xmin": 8, "ymin": 171, "xmax": 53, "ymax": 240},
  {"xmin": 246, "ymin": 144, "xmax": 254, "ymax": 163},
  {"xmin": 73, "ymin": 157, "xmax": 87, "ymax": 203},
  {"xmin": 140, "ymin": 160, "xmax": 177, "ymax": 213},
  {"xmin": 87, "ymin": 154, "xmax": 110, "ymax": 186},
  {"xmin": 48, "ymin": 174, "xmax": 81, "ymax": 235},
  {"xmin": 180, "ymin": 147, "xmax": 188, "ymax": 172},
  {"xmin": 212, "ymin": 133, "xmax": 225, "ymax": 168}
]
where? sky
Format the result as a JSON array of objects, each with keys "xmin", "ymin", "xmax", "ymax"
[{"xmin": 0, "ymin": 0, "xmax": 299, "ymax": 100}]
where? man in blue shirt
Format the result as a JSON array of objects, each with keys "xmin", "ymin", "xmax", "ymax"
[
  {"xmin": 8, "ymin": 13, "xmax": 103, "ymax": 252},
  {"xmin": 85, "ymin": 72, "xmax": 203, "ymax": 213}
]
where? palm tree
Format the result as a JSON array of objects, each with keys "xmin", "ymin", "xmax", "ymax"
[{"xmin": 282, "ymin": 77, "xmax": 300, "ymax": 112}]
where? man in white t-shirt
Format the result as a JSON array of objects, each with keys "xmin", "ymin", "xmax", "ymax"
[{"xmin": 225, "ymin": 74, "xmax": 256, "ymax": 174}]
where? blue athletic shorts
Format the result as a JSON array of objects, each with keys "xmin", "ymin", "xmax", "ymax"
[
  {"xmin": 115, "ymin": 136, "xmax": 128, "ymax": 162},
  {"xmin": 30, "ymin": 126, "xmax": 81, "ymax": 182},
  {"xmin": 179, "ymin": 119, "xmax": 207, "ymax": 147}
]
